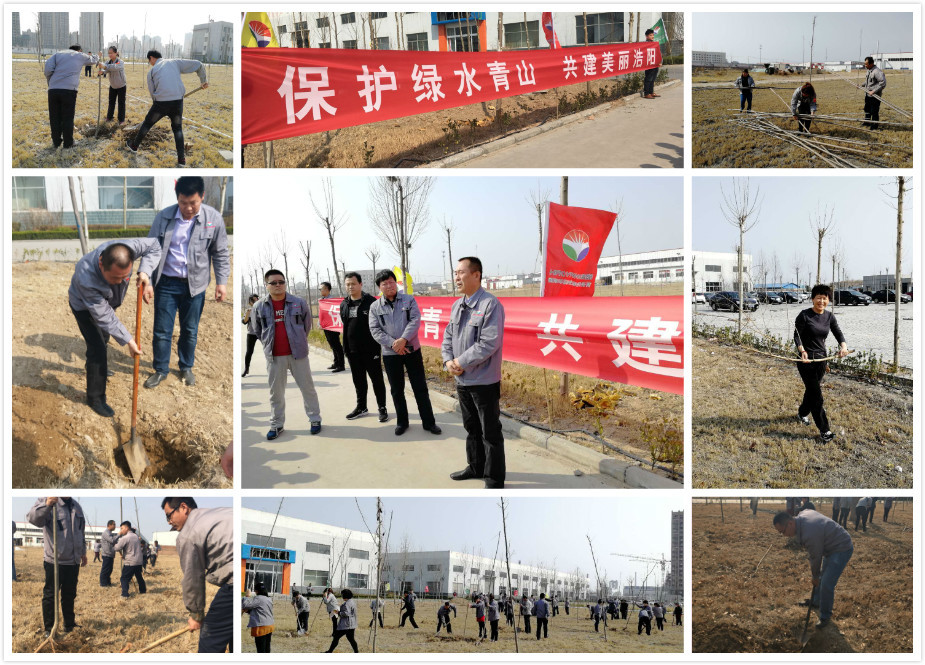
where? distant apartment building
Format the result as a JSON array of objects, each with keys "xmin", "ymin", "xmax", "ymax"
[
  {"xmin": 78, "ymin": 12, "xmax": 104, "ymax": 51},
  {"xmin": 191, "ymin": 21, "xmax": 234, "ymax": 63},
  {"xmin": 693, "ymin": 50, "xmax": 728, "ymax": 67},
  {"xmin": 39, "ymin": 12, "xmax": 70, "ymax": 51}
]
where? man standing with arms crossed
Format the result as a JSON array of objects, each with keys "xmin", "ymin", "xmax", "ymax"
[
  {"xmin": 44, "ymin": 45, "xmax": 98, "ymax": 149},
  {"xmin": 339, "ymin": 272, "xmax": 388, "ymax": 423},
  {"xmin": 442, "ymin": 257, "xmax": 506, "ymax": 489},
  {"xmin": 163, "ymin": 497, "xmax": 234, "ymax": 652}
]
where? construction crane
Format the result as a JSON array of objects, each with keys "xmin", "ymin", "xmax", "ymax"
[{"xmin": 610, "ymin": 552, "xmax": 674, "ymax": 600}]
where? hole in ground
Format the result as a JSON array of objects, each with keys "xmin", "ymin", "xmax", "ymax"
[{"xmin": 112, "ymin": 424, "xmax": 201, "ymax": 484}]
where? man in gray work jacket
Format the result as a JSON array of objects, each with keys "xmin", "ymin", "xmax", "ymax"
[
  {"xmin": 368, "ymin": 269, "xmax": 441, "ymax": 436},
  {"xmin": 69, "ymin": 238, "xmax": 161, "ymax": 416},
  {"xmin": 127, "ymin": 50, "xmax": 209, "ymax": 166},
  {"xmin": 99, "ymin": 519, "xmax": 119, "ymax": 587},
  {"xmin": 163, "ymin": 497, "xmax": 234, "ymax": 652},
  {"xmin": 442, "ymin": 257, "xmax": 506, "ymax": 488},
  {"xmin": 250, "ymin": 269, "xmax": 322, "ymax": 440},
  {"xmin": 44, "ymin": 45, "xmax": 98, "ymax": 149},
  {"xmin": 143, "ymin": 177, "xmax": 229, "ymax": 390},
  {"xmin": 862, "ymin": 56, "xmax": 887, "ymax": 129},
  {"xmin": 113, "ymin": 521, "xmax": 147, "ymax": 598},
  {"xmin": 27, "ymin": 497, "xmax": 87, "ymax": 637},
  {"xmin": 773, "ymin": 509, "xmax": 853, "ymax": 628}
]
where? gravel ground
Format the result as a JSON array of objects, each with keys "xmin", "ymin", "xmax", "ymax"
[{"xmin": 693, "ymin": 302, "xmax": 913, "ymax": 368}]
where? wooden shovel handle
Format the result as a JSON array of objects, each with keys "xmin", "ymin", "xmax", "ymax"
[
  {"xmin": 136, "ymin": 626, "xmax": 192, "ymax": 653},
  {"xmin": 132, "ymin": 282, "xmax": 142, "ymax": 431}
]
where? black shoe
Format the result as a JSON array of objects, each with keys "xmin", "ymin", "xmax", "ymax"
[
  {"xmin": 144, "ymin": 372, "xmax": 168, "ymax": 389},
  {"xmin": 425, "ymin": 425, "xmax": 442, "ymax": 435},
  {"xmin": 332, "ymin": 366, "xmax": 345, "ymax": 373},
  {"xmin": 798, "ymin": 414, "xmax": 810, "ymax": 426},
  {"xmin": 395, "ymin": 425, "xmax": 408, "ymax": 436},
  {"xmin": 378, "ymin": 407, "xmax": 388, "ymax": 423},
  {"xmin": 125, "ymin": 139, "xmax": 138, "ymax": 153},
  {"xmin": 241, "ymin": 369, "xmax": 249, "ymax": 377},
  {"xmin": 484, "ymin": 480, "xmax": 505, "ymax": 489},
  {"xmin": 88, "ymin": 400, "xmax": 115, "ymax": 417},
  {"xmin": 327, "ymin": 364, "xmax": 337, "ymax": 370},
  {"xmin": 346, "ymin": 407, "xmax": 368, "ymax": 420},
  {"xmin": 180, "ymin": 369, "xmax": 196, "ymax": 386},
  {"xmin": 63, "ymin": 623, "xmax": 80, "ymax": 633},
  {"xmin": 450, "ymin": 467, "xmax": 479, "ymax": 481},
  {"xmin": 815, "ymin": 618, "xmax": 830, "ymax": 629},
  {"xmin": 820, "ymin": 431, "xmax": 835, "ymax": 443}
]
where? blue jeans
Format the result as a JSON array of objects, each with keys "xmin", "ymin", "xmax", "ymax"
[
  {"xmin": 153, "ymin": 276, "xmax": 206, "ymax": 374},
  {"xmin": 818, "ymin": 547, "xmax": 853, "ymax": 621},
  {"xmin": 740, "ymin": 91, "xmax": 753, "ymax": 110}
]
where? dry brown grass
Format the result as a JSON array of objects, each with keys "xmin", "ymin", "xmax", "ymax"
[
  {"xmin": 11, "ymin": 60, "xmax": 233, "ymax": 168},
  {"xmin": 692, "ymin": 71, "xmax": 913, "ymax": 168},
  {"xmin": 12, "ymin": 547, "xmax": 217, "ymax": 653},
  {"xmin": 242, "ymin": 596, "xmax": 682, "ymax": 653},
  {"xmin": 692, "ymin": 338, "xmax": 912, "ymax": 489},
  {"xmin": 692, "ymin": 500, "xmax": 913, "ymax": 653}
]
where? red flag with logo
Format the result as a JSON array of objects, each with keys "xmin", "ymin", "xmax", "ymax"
[
  {"xmin": 541, "ymin": 13, "xmax": 561, "ymax": 49},
  {"xmin": 541, "ymin": 202, "xmax": 617, "ymax": 297}
]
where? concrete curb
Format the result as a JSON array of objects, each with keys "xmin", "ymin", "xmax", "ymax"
[{"xmin": 427, "ymin": 79, "xmax": 682, "ymax": 169}]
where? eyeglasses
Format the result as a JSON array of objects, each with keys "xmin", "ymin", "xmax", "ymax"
[
  {"xmin": 165, "ymin": 505, "xmax": 180, "ymax": 523},
  {"xmin": 267, "ymin": 280, "xmax": 286, "ymax": 286}
]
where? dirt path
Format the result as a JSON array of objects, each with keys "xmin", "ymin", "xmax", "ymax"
[
  {"xmin": 692, "ymin": 338, "xmax": 912, "ymax": 489},
  {"xmin": 11, "ymin": 261, "xmax": 233, "ymax": 489}
]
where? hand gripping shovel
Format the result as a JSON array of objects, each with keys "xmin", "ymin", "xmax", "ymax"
[
  {"xmin": 799, "ymin": 586, "xmax": 816, "ymax": 647},
  {"xmin": 123, "ymin": 282, "xmax": 152, "ymax": 482}
]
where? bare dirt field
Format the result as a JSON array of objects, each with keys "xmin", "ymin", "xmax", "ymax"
[
  {"xmin": 241, "ymin": 596, "xmax": 682, "ymax": 653},
  {"xmin": 12, "ymin": 260, "xmax": 233, "ymax": 489},
  {"xmin": 243, "ymin": 70, "xmax": 673, "ymax": 168},
  {"xmin": 11, "ymin": 60, "xmax": 233, "ymax": 168},
  {"xmin": 12, "ymin": 547, "xmax": 217, "ymax": 653},
  {"xmin": 692, "ymin": 70, "xmax": 913, "ymax": 168},
  {"xmin": 692, "ymin": 499, "xmax": 913, "ymax": 653},
  {"xmin": 692, "ymin": 338, "xmax": 912, "ymax": 489}
]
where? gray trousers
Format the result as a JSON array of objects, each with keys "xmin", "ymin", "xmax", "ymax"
[{"xmin": 268, "ymin": 354, "xmax": 321, "ymax": 427}]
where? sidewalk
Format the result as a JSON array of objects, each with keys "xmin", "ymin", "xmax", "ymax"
[{"xmin": 241, "ymin": 347, "xmax": 629, "ymax": 489}]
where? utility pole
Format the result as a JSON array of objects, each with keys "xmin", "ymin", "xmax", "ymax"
[{"xmin": 893, "ymin": 176, "xmax": 904, "ymax": 371}]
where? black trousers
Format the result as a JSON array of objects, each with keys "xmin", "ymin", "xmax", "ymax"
[
  {"xmin": 864, "ymin": 95, "xmax": 882, "ymax": 127},
  {"xmin": 330, "ymin": 616, "xmax": 338, "ymax": 636},
  {"xmin": 297, "ymin": 611, "xmax": 309, "ymax": 632},
  {"xmin": 638, "ymin": 616, "xmax": 651, "ymax": 635},
  {"xmin": 476, "ymin": 619, "xmax": 486, "ymax": 637},
  {"xmin": 243, "ymin": 334, "xmax": 259, "ymax": 373},
  {"xmin": 644, "ymin": 67, "xmax": 659, "ymax": 95},
  {"xmin": 324, "ymin": 329, "xmax": 345, "ymax": 368},
  {"xmin": 71, "ymin": 306, "xmax": 110, "ymax": 406},
  {"xmin": 797, "ymin": 360, "xmax": 830, "ymax": 433},
  {"xmin": 594, "ymin": 616, "xmax": 603, "ymax": 632},
  {"xmin": 565, "ymin": 606, "xmax": 570, "ymax": 615},
  {"xmin": 99, "ymin": 555, "xmax": 114, "ymax": 586},
  {"xmin": 327, "ymin": 628, "xmax": 358, "ymax": 653},
  {"xmin": 674, "ymin": 612, "xmax": 682, "ymax": 625},
  {"xmin": 436, "ymin": 616, "xmax": 452, "ymax": 633},
  {"xmin": 134, "ymin": 99, "xmax": 185, "ymax": 161},
  {"xmin": 457, "ymin": 382, "xmax": 505, "ymax": 486},
  {"xmin": 199, "ymin": 584, "xmax": 234, "ymax": 653},
  {"xmin": 552, "ymin": 605, "xmax": 559, "ymax": 616},
  {"xmin": 535, "ymin": 617, "xmax": 548, "ymax": 639},
  {"xmin": 149, "ymin": 554, "xmax": 157, "ymax": 568},
  {"xmin": 107, "ymin": 86, "xmax": 126, "ymax": 122},
  {"xmin": 883, "ymin": 503, "xmax": 892, "ymax": 522},
  {"xmin": 383, "ymin": 349, "xmax": 436, "ymax": 428},
  {"xmin": 621, "ymin": 607, "xmax": 628, "ymax": 620},
  {"xmin": 489, "ymin": 619, "xmax": 499, "ymax": 641},
  {"xmin": 42, "ymin": 562, "xmax": 79, "ymax": 631},
  {"xmin": 254, "ymin": 632, "xmax": 272, "ymax": 652},
  {"xmin": 838, "ymin": 507, "xmax": 850, "ymax": 528},
  {"xmin": 347, "ymin": 351, "xmax": 387, "ymax": 410},
  {"xmin": 506, "ymin": 612, "xmax": 514, "ymax": 626},
  {"xmin": 369, "ymin": 611, "xmax": 382, "ymax": 628},
  {"xmin": 854, "ymin": 506, "xmax": 869, "ymax": 531},
  {"xmin": 120, "ymin": 564, "xmax": 147, "ymax": 597},
  {"xmin": 656, "ymin": 616, "xmax": 664, "ymax": 630},
  {"xmin": 48, "ymin": 89, "xmax": 78, "ymax": 148},
  {"xmin": 796, "ymin": 100, "xmax": 813, "ymax": 132},
  {"xmin": 522, "ymin": 615, "xmax": 531, "ymax": 632},
  {"xmin": 400, "ymin": 608, "xmax": 418, "ymax": 628}
]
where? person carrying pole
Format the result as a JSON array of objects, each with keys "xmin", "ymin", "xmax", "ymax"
[
  {"xmin": 862, "ymin": 56, "xmax": 887, "ymax": 130},
  {"xmin": 293, "ymin": 590, "xmax": 310, "ymax": 634}
]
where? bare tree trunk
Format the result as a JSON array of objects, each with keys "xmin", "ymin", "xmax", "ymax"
[
  {"xmin": 583, "ymin": 13, "xmax": 590, "ymax": 94},
  {"xmin": 218, "ymin": 177, "xmax": 228, "ymax": 215},
  {"xmin": 67, "ymin": 177, "xmax": 90, "ymax": 256},
  {"xmin": 586, "ymin": 536, "xmax": 607, "ymax": 641},
  {"xmin": 495, "ymin": 13, "xmax": 504, "ymax": 125},
  {"xmin": 77, "ymin": 177, "xmax": 91, "ymax": 252},
  {"xmin": 523, "ymin": 12, "xmax": 530, "ymax": 48},
  {"xmin": 500, "ymin": 499, "xmax": 519, "ymax": 653},
  {"xmin": 122, "ymin": 177, "xmax": 128, "ymax": 229},
  {"xmin": 894, "ymin": 176, "xmax": 904, "ymax": 370},
  {"xmin": 95, "ymin": 13, "xmax": 103, "ymax": 136}
]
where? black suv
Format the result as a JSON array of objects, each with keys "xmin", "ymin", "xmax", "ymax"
[
  {"xmin": 872, "ymin": 289, "xmax": 911, "ymax": 304},
  {"xmin": 710, "ymin": 291, "xmax": 759, "ymax": 312},
  {"xmin": 834, "ymin": 289, "xmax": 872, "ymax": 306},
  {"xmin": 758, "ymin": 291, "xmax": 784, "ymax": 304}
]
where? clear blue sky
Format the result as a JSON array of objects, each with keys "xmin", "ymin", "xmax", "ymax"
[
  {"xmin": 244, "ymin": 497, "xmax": 684, "ymax": 585},
  {"xmin": 12, "ymin": 497, "xmax": 232, "ymax": 543},
  {"xmin": 238, "ymin": 174, "xmax": 683, "ymax": 285},
  {"xmin": 692, "ymin": 12, "xmax": 913, "ymax": 63},
  {"xmin": 693, "ymin": 177, "xmax": 912, "ymax": 280}
]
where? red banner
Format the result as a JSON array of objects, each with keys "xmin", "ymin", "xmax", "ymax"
[
  {"xmin": 318, "ymin": 296, "xmax": 682, "ymax": 395},
  {"xmin": 541, "ymin": 202, "xmax": 616, "ymax": 297},
  {"xmin": 242, "ymin": 42, "xmax": 662, "ymax": 144}
]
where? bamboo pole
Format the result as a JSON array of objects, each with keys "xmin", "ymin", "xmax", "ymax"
[
  {"xmin": 830, "ymin": 71, "xmax": 913, "ymax": 119},
  {"xmin": 136, "ymin": 627, "xmax": 192, "ymax": 652},
  {"xmin": 34, "ymin": 504, "xmax": 60, "ymax": 653},
  {"xmin": 500, "ymin": 499, "xmax": 519, "ymax": 653},
  {"xmin": 586, "ymin": 535, "xmax": 606, "ymax": 641}
]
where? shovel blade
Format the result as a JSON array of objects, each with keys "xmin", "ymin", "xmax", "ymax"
[{"xmin": 123, "ymin": 436, "xmax": 151, "ymax": 483}]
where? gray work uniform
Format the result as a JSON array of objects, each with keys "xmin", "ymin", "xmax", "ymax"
[
  {"xmin": 794, "ymin": 509, "xmax": 854, "ymax": 579},
  {"xmin": 437, "ymin": 604, "xmax": 457, "ymax": 621},
  {"xmin": 251, "ymin": 293, "xmax": 321, "ymax": 427},
  {"xmin": 368, "ymin": 293, "xmax": 421, "ymax": 356},
  {"xmin": 149, "ymin": 203, "xmax": 230, "ymax": 297},
  {"xmin": 99, "ymin": 58, "xmax": 126, "ymax": 89},
  {"xmin": 44, "ymin": 50, "xmax": 99, "ymax": 90},
  {"xmin": 68, "ymin": 238, "xmax": 162, "ymax": 346},
  {"xmin": 336, "ymin": 599, "xmax": 358, "ymax": 630},
  {"xmin": 520, "ymin": 599, "xmax": 533, "ymax": 615},
  {"xmin": 469, "ymin": 600, "xmax": 485, "ymax": 620},
  {"xmin": 440, "ymin": 287, "xmax": 505, "ymax": 386},
  {"xmin": 148, "ymin": 58, "xmax": 207, "ymax": 101},
  {"xmin": 293, "ymin": 595, "xmax": 310, "ymax": 613},
  {"xmin": 176, "ymin": 507, "xmax": 234, "ymax": 620},
  {"xmin": 243, "ymin": 595, "xmax": 275, "ymax": 628},
  {"xmin": 324, "ymin": 593, "xmax": 341, "ymax": 618},
  {"xmin": 27, "ymin": 499, "xmax": 86, "ymax": 565},
  {"xmin": 486, "ymin": 600, "xmax": 500, "ymax": 621},
  {"xmin": 864, "ymin": 66, "xmax": 886, "ymax": 95},
  {"xmin": 114, "ymin": 531, "xmax": 144, "ymax": 566},
  {"xmin": 100, "ymin": 528, "xmax": 118, "ymax": 557},
  {"xmin": 790, "ymin": 86, "xmax": 818, "ymax": 115}
]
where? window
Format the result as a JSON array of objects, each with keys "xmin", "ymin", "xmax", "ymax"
[
  {"xmin": 447, "ymin": 25, "xmax": 479, "ymax": 52},
  {"xmin": 500, "ymin": 571, "xmax": 507, "ymax": 578},
  {"xmin": 576, "ymin": 12, "xmax": 624, "ymax": 45},
  {"xmin": 12, "ymin": 176, "xmax": 46, "ymax": 210},
  {"xmin": 342, "ymin": 39, "xmax": 357, "ymax": 49},
  {"xmin": 471, "ymin": 567, "xmax": 479, "ymax": 575},
  {"xmin": 406, "ymin": 32, "xmax": 428, "ymax": 51},
  {"xmin": 374, "ymin": 36, "xmax": 390, "ymax": 50},
  {"xmin": 318, "ymin": 42, "xmax": 331, "ymax": 48},
  {"xmin": 435, "ymin": 12, "xmax": 474, "ymax": 23},
  {"xmin": 427, "ymin": 564, "xmax": 441, "ymax": 572},
  {"xmin": 503, "ymin": 20, "xmax": 539, "ymax": 49},
  {"xmin": 246, "ymin": 534, "xmax": 285, "ymax": 549},
  {"xmin": 705, "ymin": 264, "xmax": 722, "ymax": 272},
  {"xmin": 97, "ymin": 177, "xmax": 155, "ymax": 210},
  {"xmin": 453, "ymin": 565, "xmax": 464, "ymax": 573},
  {"xmin": 659, "ymin": 270, "xmax": 671, "ymax": 278},
  {"xmin": 403, "ymin": 564, "xmax": 415, "ymax": 571},
  {"xmin": 293, "ymin": 21, "xmax": 310, "ymax": 48},
  {"xmin": 349, "ymin": 548, "xmax": 369, "ymax": 560},
  {"xmin": 511, "ymin": 574, "xmax": 518, "ymax": 580},
  {"xmin": 705, "ymin": 282, "xmax": 722, "ymax": 292},
  {"xmin": 347, "ymin": 572, "xmax": 369, "ymax": 587},
  {"xmin": 306, "ymin": 542, "xmax": 331, "ymax": 555},
  {"xmin": 643, "ymin": 271, "xmax": 654, "ymax": 279},
  {"xmin": 304, "ymin": 569, "xmax": 329, "ymax": 587},
  {"xmin": 627, "ymin": 272, "xmax": 638, "ymax": 279},
  {"xmin": 277, "ymin": 25, "xmax": 288, "ymax": 34},
  {"xmin": 675, "ymin": 269, "xmax": 684, "ymax": 277},
  {"xmin": 316, "ymin": 17, "xmax": 329, "ymax": 28},
  {"xmin": 370, "ymin": 11, "xmax": 387, "ymax": 19},
  {"xmin": 341, "ymin": 13, "xmax": 355, "ymax": 24}
]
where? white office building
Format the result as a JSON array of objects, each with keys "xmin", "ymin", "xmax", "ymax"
[
  {"xmin": 692, "ymin": 250, "xmax": 753, "ymax": 293},
  {"xmin": 872, "ymin": 52, "xmax": 914, "ymax": 70},
  {"xmin": 598, "ymin": 249, "xmax": 685, "ymax": 286},
  {"xmin": 693, "ymin": 50, "xmax": 728, "ymax": 67},
  {"xmin": 15, "ymin": 521, "xmax": 113, "ymax": 548}
]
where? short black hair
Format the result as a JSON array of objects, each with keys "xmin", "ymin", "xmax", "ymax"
[
  {"xmin": 344, "ymin": 271, "xmax": 363, "ymax": 284},
  {"xmin": 175, "ymin": 176, "xmax": 205, "ymax": 198},
  {"xmin": 375, "ymin": 269, "xmax": 397, "ymax": 286},
  {"xmin": 265, "ymin": 269, "xmax": 284, "ymax": 282},
  {"xmin": 160, "ymin": 497, "xmax": 198, "ymax": 511},
  {"xmin": 320, "ymin": 281, "xmax": 332, "ymax": 290},
  {"xmin": 100, "ymin": 242, "xmax": 135, "ymax": 270},
  {"xmin": 147, "ymin": 49, "xmax": 162, "ymax": 60},
  {"xmin": 865, "ymin": 56, "xmax": 875, "ymax": 65},
  {"xmin": 773, "ymin": 511, "xmax": 793, "ymax": 527},
  {"xmin": 810, "ymin": 284, "xmax": 833, "ymax": 300},
  {"xmin": 121, "ymin": 520, "xmax": 132, "ymax": 528},
  {"xmin": 69, "ymin": 44, "xmax": 82, "ymax": 52},
  {"xmin": 341, "ymin": 588, "xmax": 354, "ymax": 599},
  {"xmin": 645, "ymin": 29, "xmax": 655, "ymax": 36},
  {"xmin": 108, "ymin": 45, "xmax": 119, "ymax": 54},
  {"xmin": 107, "ymin": 520, "xmax": 116, "ymax": 527},
  {"xmin": 458, "ymin": 256, "xmax": 483, "ymax": 276},
  {"xmin": 248, "ymin": 294, "xmax": 259, "ymax": 303}
]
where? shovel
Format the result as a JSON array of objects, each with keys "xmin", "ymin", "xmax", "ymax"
[
  {"xmin": 122, "ymin": 282, "xmax": 152, "ymax": 482},
  {"xmin": 799, "ymin": 586, "xmax": 816, "ymax": 646}
]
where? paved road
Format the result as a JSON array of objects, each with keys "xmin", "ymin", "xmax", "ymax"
[
  {"xmin": 459, "ymin": 65, "xmax": 683, "ymax": 168},
  {"xmin": 241, "ymin": 347, "xmax": 623, "ymax": 489}
]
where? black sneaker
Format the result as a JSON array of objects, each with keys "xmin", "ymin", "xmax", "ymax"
[
  {"xmin": 378, "ymin": 407, "xmax": 388, "ymax": 423},
  {"xmin": 346, "ymin": 407, "xmax": 368, "ymax": 420},
  {"xmin": 125, "ymin": 140, "xmax": 138, "ymax": 153},
  {"xmin": 331, "ymin": 366, "xmax": 346, "ymax": 373},
  {"xmin": 820, "ymin": 431, "xmax": 835, "ymax": 443}
]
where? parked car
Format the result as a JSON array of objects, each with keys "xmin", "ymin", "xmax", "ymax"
[
  {"xmin": 710, "ymin": 291, "xmax": 759, "ymax": 312},
  {"xmin": 691, "ymin": 292, "xmax": 707, "ymax": 304},
  {"xmin": 758, "ymin": 291, "xmax": 784, "ymax": 304},
  {"xmin": 834, "ymin": 289, "xmax": 872, "ymax": 306},
  {"xmin": 872, "ymin": 289, "xmax": 911, "ymax": 304},
  {"xmin": 778, "ymin": 291, "xmax": 803, "ymax": 303}
]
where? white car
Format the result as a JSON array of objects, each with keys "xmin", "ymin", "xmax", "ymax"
[{"xmin": 691, "ymin": 292, "xmax": 707, "ymax": 304}]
